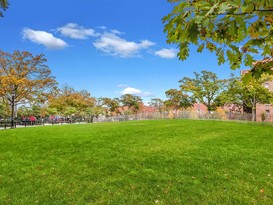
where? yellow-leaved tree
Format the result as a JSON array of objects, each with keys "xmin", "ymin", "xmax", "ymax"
[
  {"xmin": 48, "ymin": 85, "xmax": 95, "ymax": 119},
  {"xmin": 0, "ymin": 50, "xmax": 57, "ymax": 126}
]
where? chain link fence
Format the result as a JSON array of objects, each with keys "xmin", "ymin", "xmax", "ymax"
[
  {"xmin": 94, "ymin": 111, "xmax": 254, "ymax": 123},
  {"xmin": 0, "ymin": 111, "xmax": 262, "ymax": 130},
  {"xmin": 0, "ymin": 118, "xmax": 85, "ymax": 129}
]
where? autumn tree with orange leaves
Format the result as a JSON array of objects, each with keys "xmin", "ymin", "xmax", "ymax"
[
  {"xmin": 48, "ymin": 85, "xmax": 95, "ymax": 119},
  {"xmin": 0, "ymin": 50, "xmax": 57, "ymax": 126}
]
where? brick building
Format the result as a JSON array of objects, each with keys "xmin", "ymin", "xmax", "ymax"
[{"xmin": 255, "ymin": 79, "xmax": 273, "ymax": 122}]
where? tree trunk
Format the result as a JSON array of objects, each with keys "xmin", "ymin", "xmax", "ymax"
[
  {"xmin": 252, "ymin": 108, "xmax": 256, "ymax": 122},
  {"xmin": 11, "ymin": 94, "xmax": 15, "ymax": 128},
  {"xmin": 251, "ymin": 96, "xmax": 256, "ymax": 122}
]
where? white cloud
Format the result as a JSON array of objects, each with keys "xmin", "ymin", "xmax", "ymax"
[
  {"xmin": 93, "ymin": 32, "xmax": 155, "ymax": 58},
  {"xmin": 117, "ymin": 84, "xmax": 129, "ymax": 88},
  {"xmin": 122, "ymin": 87, "xmax": 142, "ymax": 95},
  {"xmin": 155, "ymin": 48, "xmax": 177, "ymax": 59},
  {"xmin": 111, "ymin": 29, "xmax": 123, "ymax": 35},
  {"xmin": 57, "ymin": 23, "xmax": 99, "ymax": 39},
  {"xmin": 121, "ymin": 87, "xmax": 153, "ymax": 97},
  {"xmin": 22, "ymin": 28, "xmax": 67, "ymax": 49},
  {"xmin": 97, "ymin": 26, "xmax": 107, "ymax": 30}
]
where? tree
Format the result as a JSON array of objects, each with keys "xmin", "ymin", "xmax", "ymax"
[
  {"xmin": 0, "ymin": 50, "xmax": 57, "ymax": 127},
  {"xmin": 100, "ymin": 97, "xmax": 120, "ymax": 116},
  {"xmin": 218, "ymin": 74, "xmax": 245, "ymax": 112},
  {"xmin": 30, "ymin": 105, "xmax": 42, "ymax": 117},
  {"xmin": 149, "ymin": 98, "xmax": 165, "ymax": 114},
  {"xmin": 63, "ymin": 106, "xmax": 77, "ymax": 119},
  {"xmin": 0, "ymin": 99, "xmax": 8, "ymax": 119},
  {"xmin": 164, "ymin": 89, "xmax": 195, "ymax": 117},
  {"xmin": 17, "ymin": 105, "xmax": 31, "ymax": 118},
  {"xmin": 48, "ymin": 85, "xmax": 95, "ymax": 117},
  {"xmin": 17, "ymin": 105, "xmax": 42, "ymax": 119},
  {"xmin": 85, "ymin": 105, "xmax": 105, "ymax": 123},
  {"xmin": 179, "ymin": 70, "xmax": 225, "ymax": 112},
  {"xmin": 163, "ymin": 1, "xmax": 273, "ymax": 77},
  {"xmin": 46, "ymin": 107, "xmax": 58, "ymax": 116},
  {"xmin": 221, "ymin": 74, "xmax": 273, "ymax": 121},
  {"xmin": 120, "ymin": 94, "xmax": 142, "ymax": 114},
  {"xmin": 0, "ymin": 0, "xmax": 8, "ymax": 17}
]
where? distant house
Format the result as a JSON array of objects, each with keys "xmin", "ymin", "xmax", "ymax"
[
  {"xmin": 190, "ymin": 103, "xmax": 208, "ymax": 114},
  {"xmin": 139, "ymin": 103, "xmax": 157, "ymax": 113},
  {"xmin": 117, "ymin": 103, "xmax": 157, "ymax": 115},
  {"xmin": 253, "ymin": 78, "xmax": 273, "ymax": 122}
]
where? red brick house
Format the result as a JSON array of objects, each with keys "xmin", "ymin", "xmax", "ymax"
[
  {"xmin": 255, "ymin": 79, "xmax": 273, "ymax": 122},
  {"xmin": 190, "ymin": 103, "xmax": 208, "ymax": 114}
]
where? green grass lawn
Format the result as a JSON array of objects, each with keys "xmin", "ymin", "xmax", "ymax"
[{"xmin": 0, "ymin": 119, "xmax": 272, "ymax": 204}]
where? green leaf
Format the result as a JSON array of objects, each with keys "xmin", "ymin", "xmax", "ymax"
[
  {"xmin": 227, "ymin": 21, "xmax": 238, "ymax": 37},
  {"xmin": 218, "ymin": 2, "xmax": 231, "ymax": 14},
  {"xmin": 194, "ymin": 15, "xmax": 203, "ymax": 24},
  {"xmin": 178, "ymin": 43, "xmax": 189, "ymax": 61},
  {"xmin": 206, "ymin": 42, "xmax": 216, "ymax": 52},
  {"xmin": 205, "ymin": 3, "xmax": 219, "ymax": 17},
  {"xmin": 229, "ymin": 45, "xmax": 240, "ymax": 55},
  {"xmin": 242, "ymin": 73, "xmax": 252, "ymax": 84},
  {"xmin": 245, "ymin": 39, "xmax": 265, "ymax": 47},
  {"xmin": 261, "ymin": 44, "xmax": 271, "ymax": 56},
  {"xmin": 202, "ymin": 18, "xmax": 210, "ymax": 27},
  {"xmin": 188, "ymin": 22, "xmax": 199, "ymax": 44},
  {"xmin": 217, "ymin": 50, "xmax": 225, "ymax": 65},
  {"xmin": 247, "ymin": 47, "xmax": 258, "ymax": 54},
  {"xmin": 241, "ymin": 3, "xmax": 255, "ymax": 13},
  {"xmin": 197, "ymin": 43, "xmax": 205, "ymax": 53},
  {"xmin": 244, "ymin": 54, "xmax": 254, "ymax": 67}
]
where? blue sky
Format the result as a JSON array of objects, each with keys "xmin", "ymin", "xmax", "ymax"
[{"xmin": 0, "ymin": 0, "xmax": 244, "ymax": 103}]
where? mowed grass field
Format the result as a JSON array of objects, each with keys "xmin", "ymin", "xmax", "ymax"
[{"xmin": 0, "ymin": 120, "xmax": 272, "ymax": 204}]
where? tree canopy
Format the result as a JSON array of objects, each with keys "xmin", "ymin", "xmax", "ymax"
[
  {"xmin": 17, "ymin": 105, "xmax": 42, "ymax": 118},
  {"xmin": 0, "ymin": 0, "xmax": 8, "ymax": 17},
  {"xmin": 0, "ymin": 99, "xmax": 8, "ymax": 118},
  {"xmin": 164, "ymin": 89, "xmax": 195, "ymax": 114},
  {"xmin": 220, "ymin": 74, "xmax": 273, "ymax": 121},
  {"xmin": 217, "ymin": 74, "xmax": 245, "ymax": 112},
  {"xmin": 120, "ymin": 94, "xmax": 142, "ymax": 114},
  {"xmin": 48, "ymin": 85, "xmax": 95, "ymax": 117},
  {"xmin": 163, "ymin": 0, "xmax": 273, "ymax": 77},
  {"xmin": 0, "ymin": 50, "xmax": 57, "ymax": 108},
  {"xmin": 149, "ymin": 98, "xmax": 165, "ymax": 114},
  {"xmin": 179, "ymin": 70, "xmax": 225, "ymax": 111},
  {"xmin": 100, "ymin": 97, "xmax": 120, "ymax": 116}
]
